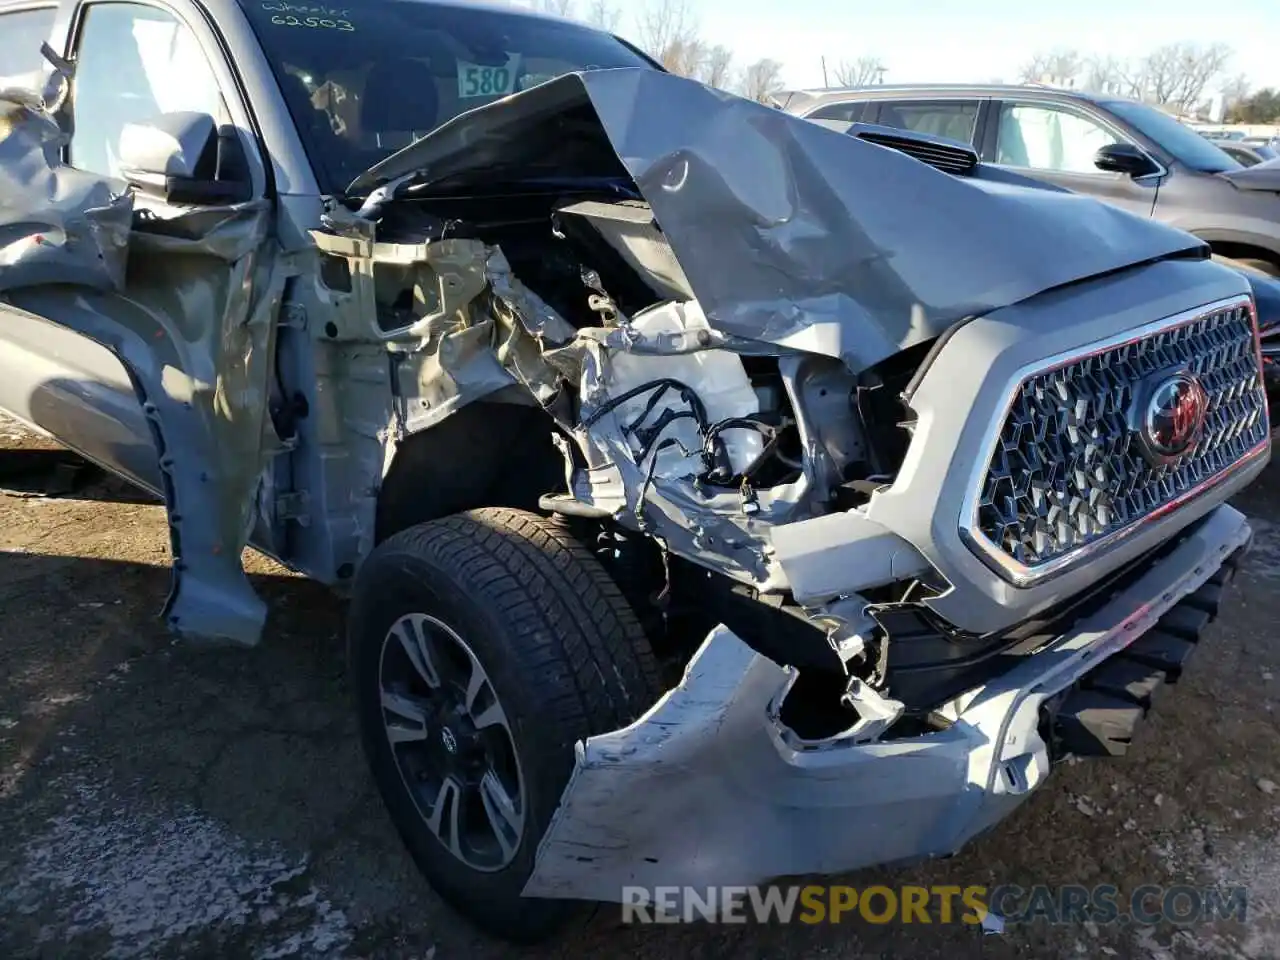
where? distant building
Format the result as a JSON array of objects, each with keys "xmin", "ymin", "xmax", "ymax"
[
  {"xmin": 1033, "ymin": 72, "xmax": 1076, "ymax": 88},
  {"xmin": 1208, "ymin": 93, "xmax": 1226, "ymax": 123}
]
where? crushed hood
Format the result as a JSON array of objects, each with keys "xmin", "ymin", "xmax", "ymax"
[
  {"xmin": 350, "ymin": 68, "xmax": 1207, "ymax": 370},
  {"xmin": 1219, "ymin": 159, "xmax": 1280, "ymax": 193}
]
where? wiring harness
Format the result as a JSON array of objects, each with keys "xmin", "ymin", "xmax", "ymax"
[{"xmin": 582, "ymin": 377, "xmax": 795, "ymax": 489}]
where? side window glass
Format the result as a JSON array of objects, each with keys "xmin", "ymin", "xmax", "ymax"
[
  {"xmin": 809, "ymin": 101, "xmax": 865, "ymax": 123},
  {"xmin": 876, "ymin": 100, "xmax": 980, "ymax": 144},
  {"xmin": 997, "ymin": 103, "xmax": 1120, "ymax": 173},
  {"xmin": 70, "ymin": 3, "xmax": 226, "ymax": 179},
  {"xmin": 0, "ymin": 8, "xmax": 56, "ymax": 87}
]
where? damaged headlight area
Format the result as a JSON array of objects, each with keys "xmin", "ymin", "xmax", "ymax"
[{"xmin": 307, "ymin": 181, "xmax": 965, "ymax": 746}]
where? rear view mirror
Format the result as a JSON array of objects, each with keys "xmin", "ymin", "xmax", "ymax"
[
  {"xmin": 118, "ymin": 111, "xmax": 251, "ymax": 205},
  {"xmin": 1094, "ymin": 142, "xmax": 1161, "ymax": 178}
]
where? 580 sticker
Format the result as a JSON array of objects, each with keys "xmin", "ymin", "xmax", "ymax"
[{"xmin": 457, "ymin": 55, "xmax": 523, "ymax": 98}]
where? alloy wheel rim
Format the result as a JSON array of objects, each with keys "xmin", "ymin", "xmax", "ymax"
[{"xmin": 377, "ymin": 612, "xmax": 525, "ymax": 872}]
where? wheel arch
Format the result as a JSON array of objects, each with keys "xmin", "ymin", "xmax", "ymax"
[
  {"xmin": 375, "ymin": 399, "xmax": 566, "ymax": 544},
  {"xmin": 1189, "ymin": 227, "xmax": 1280, "ymax": 272}
]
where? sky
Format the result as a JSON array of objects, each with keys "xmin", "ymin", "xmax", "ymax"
[{"xmin": 613, "ymin": 0, "xmax": 1280, "ymax": 94}]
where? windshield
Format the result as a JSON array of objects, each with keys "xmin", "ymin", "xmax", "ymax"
[
  {"xmin": 235, "ymin": 0, "xmax": 653, "ymax": 194},
  {"xmin": 1103, "ymin": 99, "xmax": 1242, "ymax": 173}
]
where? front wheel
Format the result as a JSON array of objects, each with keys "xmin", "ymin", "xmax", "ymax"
[{"xmin": 347, "ymin": 508, "xmax": 662, "ymax": 943}]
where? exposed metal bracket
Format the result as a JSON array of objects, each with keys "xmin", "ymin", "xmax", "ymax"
[
  {"xmin": 275, "ymin": 490, "xmax": 311, "ymax": 524},
  {"xmin": 278, "ymin": 303, "xmax": 307, "ymax": 330},
  {"xmin": 840, "ymin": 676, "xmax": 905, "ymax": 743}
]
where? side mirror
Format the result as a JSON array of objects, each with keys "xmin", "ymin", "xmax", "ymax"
[
  {"xmin": 118, "ymin": 111, "xmax": 251, "ymax": 205},
  {"xmin": 1094, "ymin": 142, "xmax": 1161, "ymax": 178}
]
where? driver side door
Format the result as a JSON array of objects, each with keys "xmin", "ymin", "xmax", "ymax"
[{"xmin": 0, "ymin": 0, "xmax": 285, "ymax": 645}]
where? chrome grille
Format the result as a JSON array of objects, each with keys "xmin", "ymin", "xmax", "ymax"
[{"xmin": 972, "ymin": 298, "xmax": 1267, "ymax": 575}]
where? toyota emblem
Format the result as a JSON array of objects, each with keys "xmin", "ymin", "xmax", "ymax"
[{"xmin": 1143, "ymin": 373, "xmax": 1207, "ymax": 459}]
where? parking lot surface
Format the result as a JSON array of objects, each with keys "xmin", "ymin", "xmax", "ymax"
[{"xmin": 0, "ymin": 416, "xmax": 1277, "ymax": 960}]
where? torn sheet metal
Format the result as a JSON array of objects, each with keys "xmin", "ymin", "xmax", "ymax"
[
  {"xmin": 306, "ymin": 228, "xmax": 573, "ymax": 441},
  {"xmin": 523, "ymin": 504, "xmax": 1252, "ymax": 900},
  {"xmin": 0, "ymin": 86, "xmax": 133, "ymax": 292},
  {"xmin": 353, "ymin": 68, "xmax": 1207, "ymax": 372},
  {"xmin": 770, "ymin": 510, "xmax": 930, "ymax": 604},
  {"xmin": 522, "ymin": 624, "xmax": 987, "ymax": 899},
  {"xmin": 300, "ymin": 227, "xmax": 588, "ymax": 571},
  {"xmin": 0, "ymin": 84, "xmax": 282, "ymax": 645},
  {"xmin": 309, "ymin": 223, "xmax": 798, "ymax": 587}
]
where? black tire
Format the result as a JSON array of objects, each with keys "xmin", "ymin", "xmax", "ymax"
[{"xmin": 347, "ymin": 507, "xmax": 662, "ymax": 943}]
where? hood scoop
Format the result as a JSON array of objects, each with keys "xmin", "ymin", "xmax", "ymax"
[{"xmin": 847, "ymin": 122, "xmax": 978, "ymax": 175}]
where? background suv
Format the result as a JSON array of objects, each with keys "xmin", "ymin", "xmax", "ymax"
[
  {"xmin": 1212, "ymin": 140, "xmax": 1279, "ymax": 166},
  {"xmin": 780, "ymin": 84, "xmax": 1280, "ymax": 277}
]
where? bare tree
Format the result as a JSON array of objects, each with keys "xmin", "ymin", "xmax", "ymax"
[
  {"xmin": 701, "ymin": 44, "xmax": 735, "ymax": 90},
  {"xmin": 663, "ymin": 36, "xmax": 708, "ymax": 78},
  {"xmin": 634, "ymin": 0, "xmax": 700, "ymax": 71},
  {"xmin": 534, "ymin": 0, "xmax": 575, "ymax": 16},
  {"xmin": 832, "ymin": 56, "xmax": 885, "ymax": 88},
  {"xmin": 1112, "ymin": 58, "xmax": 1153, "ymax": 101},
  {"xmin": 1139, "ymin": 44, "xmax": 1187, "ymax": 107},
  {"xmin": 1016, "ymin": 54, "xmax": 1045, "ymax": 84},
  {"xmin": 1018, "ymin": 49, "xmax": 1082, "ymax": 87},
  {"xmin": 582, "ymin": 0, "xmax": 621, "ymax": 32},
  {"xmin": 1138, "ymin": 42, "xmax": 1231, "ymax": 114},
  {"xmin": 738, "ymin": 58, "xmax": 784, "ymax": 103},
  {"xmin": 1082, "ymin": 54, "xmax": 1130, "ymax": 96}
]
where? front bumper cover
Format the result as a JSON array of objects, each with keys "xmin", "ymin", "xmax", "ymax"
[{"xmin": 522, "ymin": 503, "xmax": 1252, "ymax": 901}]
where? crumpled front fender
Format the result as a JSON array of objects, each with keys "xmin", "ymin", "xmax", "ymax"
[
  {"xmin": 522, "ymin": 625, "xmax": 977, "ymax": 900},
  {"xmin": 523, "ymin": 505, "xmax": 1252, "ymax": 902}
]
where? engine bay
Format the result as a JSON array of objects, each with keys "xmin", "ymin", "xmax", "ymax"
[
  {"xmin": 307, "ymin": 184, "xmax": 1101, "ymax": 740},
  {"xmin": 362, "ymin": 189, "xmax": 917, "ymax": 502}
]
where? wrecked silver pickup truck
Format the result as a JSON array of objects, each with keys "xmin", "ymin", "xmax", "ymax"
[{"xmin": 0, "ymin": 0, "xmax": 1271, "ymax": 943}]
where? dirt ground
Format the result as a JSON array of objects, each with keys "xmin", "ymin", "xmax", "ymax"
[{"xmin": 0, "ymin": 414, "xmax": 1277, "ymax": 960}]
